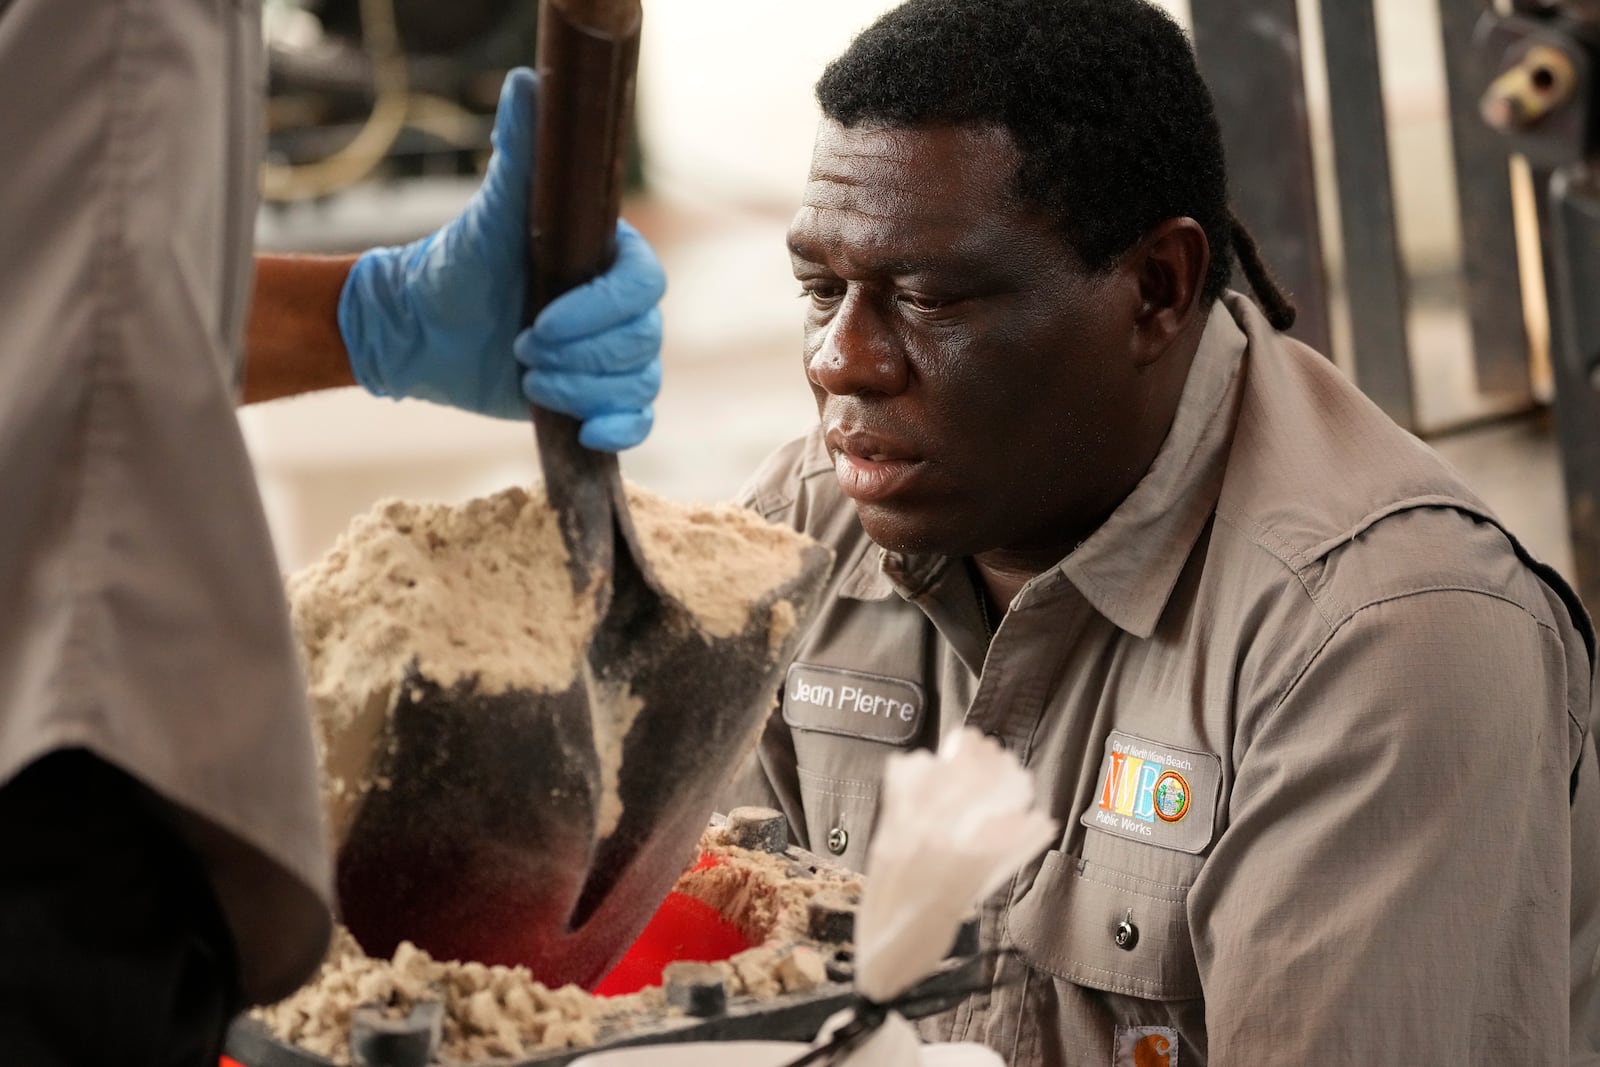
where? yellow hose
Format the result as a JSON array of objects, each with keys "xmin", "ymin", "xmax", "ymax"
[{"xmin": 260, "ymin": 0, "xmax": 412, "ymax": 202}]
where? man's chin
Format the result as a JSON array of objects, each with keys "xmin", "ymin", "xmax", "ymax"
[{"xmin": 852, "ymin": 501, "xmax": 973, "ymax": 559}]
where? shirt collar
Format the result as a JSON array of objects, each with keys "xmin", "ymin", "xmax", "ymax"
[
  {"xmin": 838, "ymin": 540, "xmax": 940, "ymax": 601},
  {"xmin": 1059, "ymin": 303, "xmax": 1246, "ymax": 637},
  {"xmin": 838, "ymin": 301, "xmax": 1248, "ymax": 637}
]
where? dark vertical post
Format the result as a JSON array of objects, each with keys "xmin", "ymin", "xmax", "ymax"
[
  {"xmin": 1192, "ymin": 0, "xmax": 1333, "ymax": 357},
  {"xmin": 1321, "ymin": 0, "xmax": 1417, "ymax": 429},
  {"xmin": 1438, "ymin": 0, "xmax": 1535, "ymax": 402},
  {"xmin": 1542, "ymin": 166, "xmax": 1600, "ymax": 612}
]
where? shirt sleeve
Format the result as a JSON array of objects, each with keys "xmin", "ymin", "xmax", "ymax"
[{"xmin": 1190, "ymin": 588, "xmax": 1579, "ymax": 1066}]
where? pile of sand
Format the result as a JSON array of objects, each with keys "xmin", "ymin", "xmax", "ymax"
[
  {"xmin": 679, "ymin": 836, "xmax": 863, "ymax": 947},
  {"xmin": 253, "ymin": 928, "xmax": 645, "ymax": 1064},
  {"xmin": 286, "ymin": 483, "xmax": 817, "ymax": 846}
]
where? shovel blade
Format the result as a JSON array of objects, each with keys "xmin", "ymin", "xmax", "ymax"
[
  {"xmin": 572, "ymin": 542, "xmax": 833, "ymax": 928},
  {"xmin": 335, "ymin": 673, "xmax": 603, "ymax": 977},
  {"xmin": 335, "ymin": 541, "xmax": 833, "ymax": 989}
]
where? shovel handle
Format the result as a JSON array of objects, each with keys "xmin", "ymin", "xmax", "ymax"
[{"xmin": 526, "ymin": 0, "xmax": 644, "ymax": 583}]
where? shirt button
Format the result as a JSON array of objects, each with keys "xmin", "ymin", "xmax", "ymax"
[
  {"xmin": 1114, "ymin": 918, "xmax": 1139, "ymax": 950},
  {"xmin": 827, "ymin": 826, "xmax": 849, "ymax": 855}
]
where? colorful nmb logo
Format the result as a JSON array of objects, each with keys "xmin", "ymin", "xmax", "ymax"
[{"xmin": 1098, "ymin": 752, "xmax": 1191, "ymax": 824}]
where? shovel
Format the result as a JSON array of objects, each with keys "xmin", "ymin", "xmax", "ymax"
[{"xmin": 333, "ymin": 0, "xmax": 832, "ymax": 989}]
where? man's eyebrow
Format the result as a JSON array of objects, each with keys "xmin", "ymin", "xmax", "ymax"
[
  {"xmin": 785, "ymin": 238, "xmax": 968, "ymax": 277},
  {"xmin": 871, "ymin": 255, "xmax": 952, "ymax": 276}
]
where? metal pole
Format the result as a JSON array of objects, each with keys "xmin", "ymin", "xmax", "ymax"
[
  {"xmin": 1192, "ymin": 0, "xmax": 1334, "ymax": 357},
  {"xmin": 1321, "ymin": 0, "xmax": 1417, "ymax": 428},
  {"xmin": 1439, "ymin": 0, "xmax": 1536, "ymax": 402},
  {"xmin": 1543, "ymin": 165, "xmax": 1600, "ymax": 611}
]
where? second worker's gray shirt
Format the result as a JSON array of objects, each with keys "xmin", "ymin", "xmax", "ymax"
[{"xmin": 0, "ymin": 0, "xmax": 333, "ymax": 1004}]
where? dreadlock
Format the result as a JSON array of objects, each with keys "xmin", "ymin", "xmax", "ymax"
[
  {"xmin": 1230, "ymin": 210, "xmax": 1298, "ymax": 330},
  {"xmin": 816, "ymin": 0, "xmax": 1296, "ymax": 329}
]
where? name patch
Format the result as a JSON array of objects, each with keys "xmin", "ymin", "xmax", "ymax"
[
  {"xmin": 1080, "ymin": 730, "xmax": 1220, "ymax": 854},
  {"xmin": 781, "ymin": 663, "xmax": 925, "ymax": 745}
]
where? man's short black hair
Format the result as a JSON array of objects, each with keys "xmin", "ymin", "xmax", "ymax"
[{"xmin": 816, "ymin": 0, "xmax": 1258, "ymax": 311}]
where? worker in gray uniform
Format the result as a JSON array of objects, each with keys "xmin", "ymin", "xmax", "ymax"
[
  {"xmin": 0, "ymin": 1, "xmax": 663, "ymax": 1063},
  {"xmin": 723, "ymin": 1, "xmax": 1600, "ymax": 1064}
]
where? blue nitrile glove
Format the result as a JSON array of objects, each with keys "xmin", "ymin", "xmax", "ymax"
[
  {"xmin": 337, "ymin": 67, "xmax": 666, "ymax": 451},
  {"xmin": 517, "ymin": 223, "xmax": 665, "ymax": 450}
]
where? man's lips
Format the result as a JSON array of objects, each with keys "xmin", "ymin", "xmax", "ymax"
[{"xmin": 827, "ymin": 428, "xmax": 925, "ymax": 503}]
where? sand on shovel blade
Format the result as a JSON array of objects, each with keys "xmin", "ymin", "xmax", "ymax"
[{"xmin": 288, "ymin": 483, "xmax": 825, "ymax": 987}]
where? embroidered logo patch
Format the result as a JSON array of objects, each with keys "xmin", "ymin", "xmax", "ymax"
[
  {"xmin": 1114, "ymin": 1026, "xmax": 1178, "ymax": 1067},
  {"xmin": 781, "ymin": 663, "xmax": 925, "ymax": 745},
  {"xmin": 1081, "ymin": 731, "xmax": 1221, "ymax": 854},
  {"xmin": 1153, "ymin": 771, "xmax": 1190, "ymax": 822}
]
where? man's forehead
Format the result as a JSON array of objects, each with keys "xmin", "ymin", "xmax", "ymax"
[
  {"xmin": 802, "ymin": 120, "xmax": 1021, "ymax": 201},
  {"xmin": 789, "ymin": 121, "xmax": 1030, "ymax": 255},
  {"xmin": 807, "ymin": 121, "xmax": 931, "ymax": 173}
]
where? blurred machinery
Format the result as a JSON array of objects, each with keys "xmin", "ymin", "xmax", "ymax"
[
  {"xmin": 261, "ymin": 0, "xmax": 533, "ymax": 202},
  {"xmin": 1477, "ymin": 1, "xmax": 1600, "ymax": 166},
  {"xmin": 1477, "ymin": 0, "xmax": 1600, "ymax": 608}
]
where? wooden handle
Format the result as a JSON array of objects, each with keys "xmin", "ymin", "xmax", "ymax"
[
  {"xmin": 527, "ymin": 0, "xmax": 643, "ymax": 585},
  {"xmin": 527, "ymin": 0, "xmax": 642, "ymax": 316}
]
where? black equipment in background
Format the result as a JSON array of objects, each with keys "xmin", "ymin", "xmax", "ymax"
[{"xmin": 261, "ymin": 0, "xmax": 535, "ymax": 200}]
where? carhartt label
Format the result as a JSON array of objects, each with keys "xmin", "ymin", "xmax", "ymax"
[
  {"xmin": 1081, "ymin": 731, "xmax": 1220, "ymax": 854},
  {"xmin": 1113, "ymin": 1025, "xmax": 1178, "ymax": 1067},
  {"xmin": 782, "ymin": 663, "xmax": 924, "ymax": 745}
]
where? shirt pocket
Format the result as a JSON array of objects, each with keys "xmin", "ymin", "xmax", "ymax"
[
  {"xmin": 795, "ymin": 763, "xmax": 879, "ymax": 870},
  {"xmin": 783, "ymin": 659, "xmax": 925, "ymax": 870},
  {"xmin": 1006, "ymin": 849, "xmax": 1201, "ymax": 1001}
]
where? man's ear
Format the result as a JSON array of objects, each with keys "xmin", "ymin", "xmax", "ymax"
[{"xmin": 1129, "ymin": 217, "xmax": 1210, "ymax": 367}]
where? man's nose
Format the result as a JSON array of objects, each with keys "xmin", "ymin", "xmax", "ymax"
[{"xmin": 805, "ymin": 291, "xmax": 909, "ymax": 397}]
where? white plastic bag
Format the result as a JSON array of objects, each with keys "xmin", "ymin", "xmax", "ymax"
[
  {"xmin": 853, "ymin": 728, "xmax": 1060, "ymax": 1004},
  {"xmin": 816, "ymin": 728, "xmax": 1058, "ymax": 1066}
]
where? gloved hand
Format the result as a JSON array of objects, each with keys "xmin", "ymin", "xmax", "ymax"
[{"xmin": 337, "ymin": 67, "xmax": 666, "ymax": 451}]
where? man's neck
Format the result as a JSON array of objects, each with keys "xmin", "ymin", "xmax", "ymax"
[
  {"xmin": 965, "ymin": 314, "xmax": 1209, "ymax": 622},
  {"xmin": 969, "ymin": 546, "xmax": 1075, "ymax": 620}
]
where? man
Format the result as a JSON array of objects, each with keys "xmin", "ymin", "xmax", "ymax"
[
  {"xmin": 0, "ymin": 0, "xmax": 662, "ymax": 1061},
  {"xmin": 724, "ymin": 1, "xmax": 1600, "ymax": 1064}
]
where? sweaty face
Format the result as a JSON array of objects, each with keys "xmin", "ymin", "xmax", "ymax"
[{"xmin": 787, "ymin": 121, "xmax": 1152, "ymax": 561}]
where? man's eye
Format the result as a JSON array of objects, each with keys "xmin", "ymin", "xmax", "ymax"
[
  {"xmin": 896, "ymin": 293, "xmax": 950, "ymax": 313},
  {"xmin": 799, "ymin": 285, "xmax": 844, "ymax": 306}
]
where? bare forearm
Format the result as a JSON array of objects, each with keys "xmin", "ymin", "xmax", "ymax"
[{"xmin": 242, "ymin": 254, "xmax": 361, "ymax": 404}]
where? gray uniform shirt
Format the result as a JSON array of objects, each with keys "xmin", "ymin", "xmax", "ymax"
[
  {"xmin": 728, "ymin": 294, "xmax": 1600, "ymax": 1066},
  {"xmin": 0, "ymin": 0, "xmax": 332, "ymax": 1003}
]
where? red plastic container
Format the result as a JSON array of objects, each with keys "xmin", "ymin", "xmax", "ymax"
[{"xmin": 593, "ymin": 891, "xmax": 750, "ymax": 995}]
